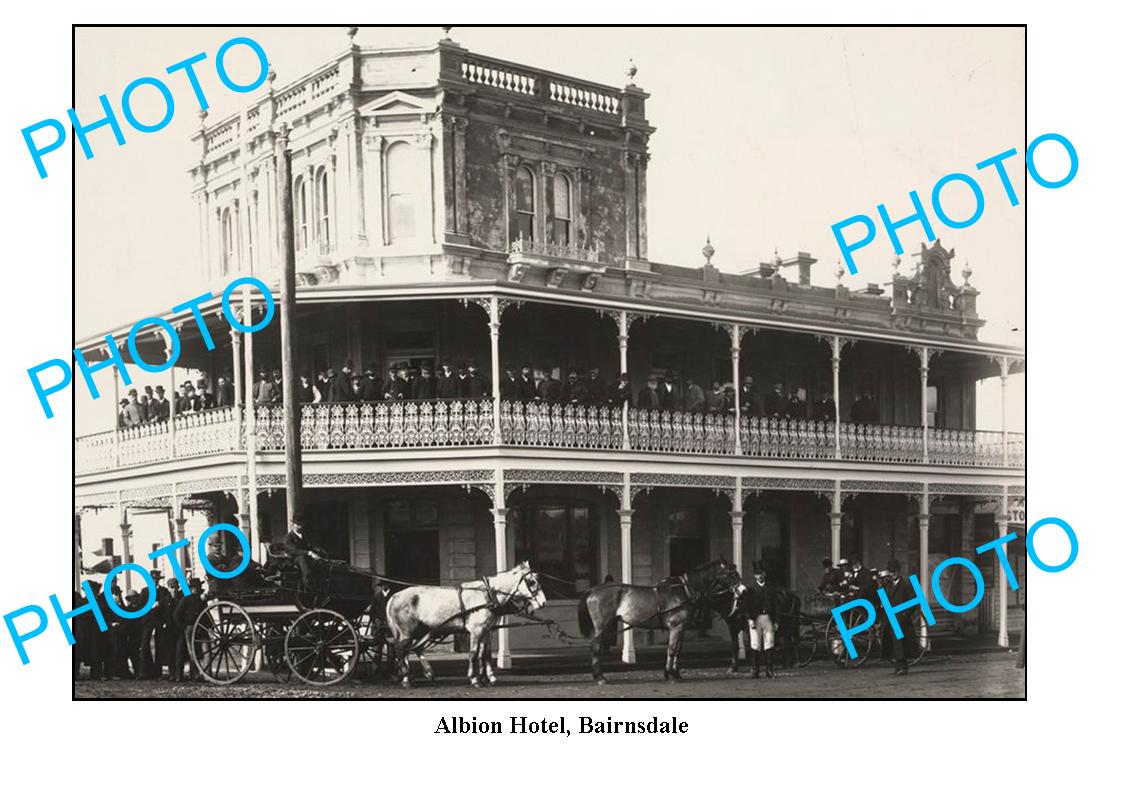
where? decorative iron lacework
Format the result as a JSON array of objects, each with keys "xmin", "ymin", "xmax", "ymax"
[
  {"xmin": 121, "ymin": 484, "xmax": 175, "ymax": 501},
  {"xmin": 123, "ymin": 497, "xmax": 172, "ymax": 510},
  {"xmin": 742, "ymin": 477, "xmax": 835, "ymax": 492},
  {"xmin": 291, "ymin": 469, "xmax": 495, "ymax": 488},
  {"xmin": 1008, "ymin": 485, "xmax": 1025, "ymax": 496},
  {"xmin": 75, "ymin": 491, "xmax": 119, "ymax": 509},
  {"xmin": 503, "ymin": 469, "xmax": 622, "ymax": 484},
  {"xmin": 177, "ymin": 476, "xmax": 239, "ymax": 494},
  {"xmin": 840, "ymin": 480, "xmax": 924, "ymax": 494},
  {"xmin": 928, "ymin": 483, "xmax": 1005, "ymax": 497}
]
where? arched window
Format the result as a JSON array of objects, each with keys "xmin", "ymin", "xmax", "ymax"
[
  {"xmin": 386, "ymin": 142, "xmax": 415, "ymax": 243},
  {"xmin": 220, "ymin": 207, "xmax": 236, "ymax": 274},
  {"xmin": 316, "ymin": 167, "xmax": 331, "ymax": 253},
  {"xmin": 514, "ymin": 166, "xmax": 535, "ymax": 242},
  {"xmin": 294, "ymin": 177, "xmax": 308, "ymax": 252},
  {"xmin": 552, "ymin": 172, "xmax": 572, "ymax": 245}
]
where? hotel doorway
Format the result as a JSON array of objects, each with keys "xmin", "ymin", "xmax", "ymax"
[{"xmin": 384, "ymin": 498, "xmax": 440, "ymax": 586}]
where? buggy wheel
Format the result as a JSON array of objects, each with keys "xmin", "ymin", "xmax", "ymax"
[
  {"xmin": 285, "ymin": 609, "xmax": 358, "ymax": 686},
  {"xmin": 795, "ymin": 623, "xmax": 818, "ymax": 668},
  {"xmin": 190, "ymin": 601, "xmax": 257, "ymax": 685},
  {"xmin": 907, "ymin": 612, "xmax": 931, "ymax": 666},
  {"xmin": 826, "ymin": 614, "xmax": 872, "ymax": 669},
  {"xmin": 262, "ymin": 623, "xmax": 292, "ymax": 683}
]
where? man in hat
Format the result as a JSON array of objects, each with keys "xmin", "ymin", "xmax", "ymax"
[
  {"xmin": 270, "ymin": 369, "xmax": 284, "ymax": 404},
  {"xmin": 660, "ymin": 370, "xmax": 679, "ymax": 410},
  {"xmin": 138, "ymin": 570, "xmax": 173, "ymax": 680},
  {"xmin": 122, "ymin": 389, "xmax": 143, "ymax": 427},
  {"xmin": 817, "ymin": 557, "xmax": 846, "ymax": 597},
  {"xmin": 745, "ymin": 564, "xmax": 779, "ymax": 678},
  {"xmin": 465, "ymin": 359, "xmax": 489, "ymax": 398},
  {"xmin": 785, "ymin": 386, "xmax": 806, "ymax": 420},
  {"xmin": 255, "ymin": 370, "xmax": 275, "ymax": 405},
  {"xmin": 499, "ymin": 363, "xmax": 519, "ymax": 401},
  {"xmin": 636, "ymin": 374, "xmax": 662, "ymax": 410},
  {"xmin": 284, "ymin": 511, "xmax": 330, "ymax": 593},
  {"xmin": 879, "ymin": 560, "xmax": 919, "ymax": 675},
  {"xmin": 138, "ymin": 392, "xmax": 151, "ymax": 423},
  {"xmin": 517, "ymin": 363, "xmax": 537, "ymax": 402},
  {"xmin": 412, "ymin": 362, "xmax": 436, "ymax": 400},
  {"xmin": 610, "ymin": 373, "xmax": 632, "ymax": 408},
  {"xmin": 122, "ymin": 589, "xmax": 145, "ymax": 678},
  {"xmin": 215, "ymin": 373, "xmax": 234, "ymax": 407},
  {"xmin": 360, "ymin": 363, "xmax": 382, "ymax": 402},
  {"xmin": 435, "ymin": 359, "xmax": 458, "ymax": 400},
  {"xmin": 196, "ymin": 379, "xmax": 216, "ymax": 410},
  {"xmin": 536, "ymin": 366, "xmax": 562, "ymax": 403},
  {"xmin": 151, "ymin": 385, "xmax": 171, "ymax": 422},
  {"xmin": 682, "ymin": 376, "xmax": 705, "ymax": 413},
  {"xmin": 172, "ymin": 577, "xmax": 207, "ymax": 682},
  {"xmin": 739, "ymin": 375, "xmax": 762, "ymax": 419},
  {"xmin": 812, "ymin": 386, "xmax": 836, "ymax": 422},
  {"xmin": 706, "ymin": 380, "xmax": 727, "ymax": 414},
  {"xmin": 330, "ymin": 361, "xmax": 356, "ymax": 402},
  {"xmin": 563, "ymin": 369, "xmax": 589, "ymax": 405},
  {"xmin": 585, "ymin": 366, "xmax": 606, "ymax": 406},
  {"xmin": 764, "ymin": 381, "xmax": 787, "ymax": 418},
  {"xmin": 117, "ymin": 399, "xmax": 130, "ymax": 429}
]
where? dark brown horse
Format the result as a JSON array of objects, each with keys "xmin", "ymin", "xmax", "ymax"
[{"xmin": 577, "ymin": 559, "xmax": 744, "ymax": 684}]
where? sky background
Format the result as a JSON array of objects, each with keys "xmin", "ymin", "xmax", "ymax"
[{"xmin": 74, "ymin": 26, "xmax": 1026, "ymax": 562}]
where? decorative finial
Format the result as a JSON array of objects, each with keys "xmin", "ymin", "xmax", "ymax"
[
  {"xmin": 441, "ymin": 26, "xmax": 454, "ymax": 41},
  {"xmin": 962, "ymin": 261, "xmax": 972, "ymax": 286},
  {"xmin": 891, "ymin": 254, "xmax": 901, "ymax": 274},
  {"xmin": 774, "ymin": 247, "xmax": 782, "ymax": 266},
  {"xmin": 835, "ymin": 261, "xmax": 845, "ymax": 283},
  {"xmin": 197, "ymin": 108, "xmax": 208, "ymax": 128},
  {"xmin": 702, "ymin": 236, "xmax": 715, "ymax": 267},
  {"xmin": 267, "ymin": 65, "xmax": 277, "ymax": 86},
  {"xmin": 347, "ymin": 27, "xmax": 358, "ymax": 43},
  {"xmin": 626, "ymin": 58, "xmax": 638, "ymax": 84}
]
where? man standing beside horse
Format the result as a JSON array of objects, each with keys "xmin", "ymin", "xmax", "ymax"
[{"xmin": 745, "ymin": 564, "xmax": 779, "ymax": 679}]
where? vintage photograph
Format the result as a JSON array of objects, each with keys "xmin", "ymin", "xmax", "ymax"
[{"xmin": 72, "ymin": 25, "xmax": 1026, "ymax": 699}]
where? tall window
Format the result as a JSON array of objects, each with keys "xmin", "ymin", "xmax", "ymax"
[
  {"xmin": 511, "ymin": 500, "xmax": 597, "ymax": 598},
  {"xmin": 386, "ymin": 142, "xmax": 415, "ymax": 243},
  {"xmin": 294, "ymin": 177, "xmax": 308, "ymax": 252},
  {"xmin": 514, "ymin": 166, "xmax": 535, "ymax": 242},
  {"xmin": 552, "ymin": 172, "xmax": 572, "ymax": 245},
  {"xmin": 926, "ymin": 384, "xmax": 939, "ymax": 428},
  {"xmin": 247, "ymin": 198, "xmax": 256, "ymax": 269},
  {"xmin": 220, "ymin": 207, "xmax": 236, "ymax": 274},
  {"xmin": 316, "ymin": 167, "xmax": 331, "ymax": 253}
]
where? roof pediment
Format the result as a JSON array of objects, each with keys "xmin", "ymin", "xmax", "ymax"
[{"xmin": 360, "ymin": 91, "xmax": 434, "ymax": 119}]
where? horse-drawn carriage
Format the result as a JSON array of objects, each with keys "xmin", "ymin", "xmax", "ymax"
[{"xmin": 189, "ymin": 544, "xmax": 389, "ymax": 686}]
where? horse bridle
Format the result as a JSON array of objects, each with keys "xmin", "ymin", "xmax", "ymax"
[
  {"xmin": 679, "ymin": 566, "xmax": 743, "ymax": 618},
  {"xmin": 482, "ymin": 570, "xmax": 543, "ymax": 616}
]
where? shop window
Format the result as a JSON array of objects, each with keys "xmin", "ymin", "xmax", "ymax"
[{"xmin": 511, "ymin": 500, "xmax": 597, "ymax": 598}]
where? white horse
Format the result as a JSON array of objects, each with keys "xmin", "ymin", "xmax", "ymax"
[{"xmin": 385, "ymin": 561, "xmax": 547, "ymax": 687}]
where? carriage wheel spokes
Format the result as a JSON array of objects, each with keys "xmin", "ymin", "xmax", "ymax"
[
  {"xmin": 190, "ymin": 601, "xmax": 257, "ymax": 685},
  {"xmin": 795, "ymin": 622, "xmax": 818, "ymax": 668},
  {"xmin": 826, "ymin": 613, "xmax": 872, "ymax": 669},
  {"xmin": 284, "ymin": 609, "xmax": 358, "ymax": 686}
]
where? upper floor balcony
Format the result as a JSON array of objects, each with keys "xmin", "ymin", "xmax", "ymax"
[{"xmin": 76, "ymin": 398, "xmax": 1025, "ymax": 476}]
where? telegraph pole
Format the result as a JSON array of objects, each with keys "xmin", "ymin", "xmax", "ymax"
[{"xmin": 275, "ymin": 125, "xmax": 302, "ymax": 525}]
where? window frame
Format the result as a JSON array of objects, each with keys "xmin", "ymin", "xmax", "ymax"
[
  {"xmin": 315, "ymin": 166, "xmax": 331, "ymax": 253},
  {"xmin": 385, "ymin": 140, "xmax": 417, "ymax": 244},
  {"xmin": 551, "ymin": 171, "xmax": 573, "ymax": 245},
  {"xmin": 514, "ymin": 165, "xmax": 536, "ymax": 243}
]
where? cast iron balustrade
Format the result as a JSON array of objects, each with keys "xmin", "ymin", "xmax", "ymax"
[
  {"xmin": 76, "ymin": 400, "xmax": 1025, "ymax": 472},
  {"xmin": 500, "ymin": 400, "xmax": 623, "ymax": 449},
  {"xmin": 629, "ymin": 407, "xmax": 736, "ymax": 455},
  {"xmin": 255, "ymin": 399, "xmax": 494, "ymax": 450}
]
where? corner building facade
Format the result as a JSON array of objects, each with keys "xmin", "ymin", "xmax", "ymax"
[{"xmin": 75, "ymin": 33, "xmax": 1027, "ymax": 666}]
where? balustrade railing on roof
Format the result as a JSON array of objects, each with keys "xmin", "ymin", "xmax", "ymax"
[{"xmin": 76, "ymin": 399, "xmax": 1025, "ymax": 473}]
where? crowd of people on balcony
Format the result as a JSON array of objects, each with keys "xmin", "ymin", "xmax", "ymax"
[
  {"xmin": 241, "ymin": 357, "xmax": 882, "ymax": 424},
  {"xmin": 117, "ymin": 376, "xmax": 235, "ymax": 429}
]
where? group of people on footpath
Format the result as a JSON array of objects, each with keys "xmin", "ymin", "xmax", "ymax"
[
  {"xmin": 117, "ymin": 376, "xmax": 235, "ymax": 429},
  {"xmin": 251, "ymin": 357, "xmax": 883, "ymax": 424},
  {"xmin": 818, "ymin": 556, "xmax": 921, "ymax": 675},
  {"xmin": 72, "ymin": 570, "xmax": 209, "ymax": 682}
]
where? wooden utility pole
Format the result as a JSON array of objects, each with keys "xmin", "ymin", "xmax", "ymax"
[{"xmin": 275, "ymin": 125, "xmax": 302, "ymax": 525}]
